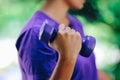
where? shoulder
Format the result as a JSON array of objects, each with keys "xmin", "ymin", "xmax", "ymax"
[{"xmin": 16, "ymin": 13, "xmax": 46, "ymax": 50}]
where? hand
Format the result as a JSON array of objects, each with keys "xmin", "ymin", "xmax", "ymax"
[{"xmin": 49, "ymin": 24, "xmax": 82, "ymax": 59}]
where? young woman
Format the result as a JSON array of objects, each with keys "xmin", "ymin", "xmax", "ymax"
[{"xmin": 16, "ymin": 0, "xmax": 111, "ymax": 80}]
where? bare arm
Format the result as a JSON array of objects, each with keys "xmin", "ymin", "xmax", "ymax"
[
  {"xmin": 45, "ymin": 24, "xmax": 82, "ymax": 80},
  {"xmin": 98, "ymin": 70, "xmax": 113, "ymax": 80},
  {"xmin": 50, "ymin": 55, "xmax": 77, "ymax": 80}
]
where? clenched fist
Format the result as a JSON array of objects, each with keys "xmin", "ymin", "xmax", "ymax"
[{"xmin": 49, "ymin": 24, "xmax": 82, "ymax": 60}]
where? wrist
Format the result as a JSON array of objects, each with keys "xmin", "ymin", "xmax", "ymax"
[{"xmin": 58, "ymin": 52, "xmax": 78, "ymax": 63}]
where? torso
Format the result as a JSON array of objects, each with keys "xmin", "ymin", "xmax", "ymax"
[{"xmin": 16, "ymin": 11, "xmax": 98, "ymax": 80}]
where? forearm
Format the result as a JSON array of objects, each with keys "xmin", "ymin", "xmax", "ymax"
[
  {"xmin": 50, "ymin": 54, "xmax": 77, "ymax": 80},
  {"xmin": 48, "ymin": 24, "xmax": 81, "ymax": 80},
  {"xmin": 98, "ymin": 69, "xmax": 112, "ymax": 80}
]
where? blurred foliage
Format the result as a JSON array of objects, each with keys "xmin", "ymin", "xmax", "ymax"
[
  {"xmin": 0, "ymin": 0, "xmax": 120, "ymax": 80},
  {"xmin": 0, "ymin": 0, "xmax": 43, "ymax": 38}
]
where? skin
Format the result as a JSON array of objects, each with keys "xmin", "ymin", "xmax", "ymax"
[
  {"xmin": 98, "ymin": 70, "xmax": 112, "ymax": 80},
  {"xmin": 40, "ymin": 0, "xmax": 112, "ymax": 80},
  {"xmin": 40, "ymin": 0, "xmax": 85, "ymax": 26},
  {"xmin": 49, "ymin": 25, "xmax": 82, "ymax": 80}
]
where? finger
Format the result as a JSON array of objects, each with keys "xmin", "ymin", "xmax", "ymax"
[
  {"xmin": 48, "ymin": 42, "xmax": 51, "ymax": 47},
  {"xmin": 64, "ymin": 26, "xmax": 71, "ymax": 31},
  {"xmin": 76, "ymin": 31, "xmax": 80, "ymax": 35},
  {"xmin": 48, "ymin": 42, "xmax": 54, "ymax": 49},
  {"xmin": 59, "ymin": 24, "xmax": 65, "ymax": 30},
  {"xmin": 76, "ymin": 31, "xmax": 81, "ymax": 38},
  {"xmin": 70, "ymin": 29, "xmax": 76, "ymax": 33}
]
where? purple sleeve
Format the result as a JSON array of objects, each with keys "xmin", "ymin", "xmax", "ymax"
[{"xmin": 16, "ymin": 27, "xmax": 57, "ymax": 80}]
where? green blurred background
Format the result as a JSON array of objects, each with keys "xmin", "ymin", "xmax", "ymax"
[{"xmin": 0, "ymin": 0, "xmax": 120, "ymax": 80}]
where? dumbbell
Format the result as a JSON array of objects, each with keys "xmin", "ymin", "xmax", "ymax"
[{"xmin": 39, "ymin": 20, "xmax": 96, "ymax": 57}]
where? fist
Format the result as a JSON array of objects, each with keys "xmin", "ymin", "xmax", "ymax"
[{"xmin": 49, "ymin": 24, "xmax": 82, "ymax": 59}]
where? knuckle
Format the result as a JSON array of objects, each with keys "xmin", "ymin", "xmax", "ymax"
[
  {"xmin": 76, "ymin": 32, "xmax": 80, "ymax": 36},
  {"xmin": 66, "ymin": 26, "xmax": 70, "ymax": 29},
  {"xmin": 64, "ymin": 31, "xmax": 70, "ymax": 36},
  {"xmin": 71, "ymin": 29, "xmax": 75, "ymax": 32},
  {"xmin": 76, "ymin": 32, "xmax": 81, "ymax": 38},
  {"xmin": 64, "ymin": 27, "xmax": 70, "ymax": 31},
  {"xmin": 59, "ymin": 24, "xmax": 65, "ymax": 30},
  {"xmin": 58, "ymin": 31, "xmax": 63, "ymax": 37}
]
